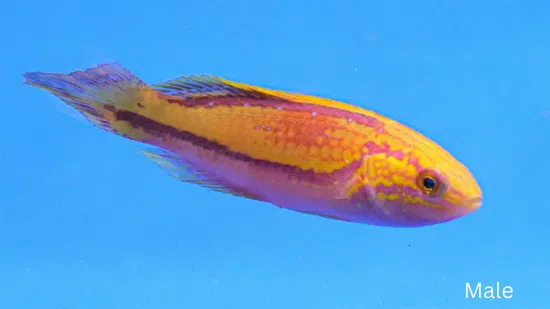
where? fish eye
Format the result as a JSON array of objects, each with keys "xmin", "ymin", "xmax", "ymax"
[
  {"xmin": 423, "ymin": 177, "xmax": 436, "ymax": 189},
  {"xmin": 416, "ymin": 170, "xmax": 444, "ymax": 196}
]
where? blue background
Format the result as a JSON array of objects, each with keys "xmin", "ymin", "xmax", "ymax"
[{"xmin": 1, "ymin": 1, "xmax": 549, "ymax": 308}]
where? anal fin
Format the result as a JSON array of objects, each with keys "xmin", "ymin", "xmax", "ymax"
[
  {"xmin": 293, "ymin": 209, "xmax": 352, "ymax": 222},
  {"xmin": 141, "ymin": 149, "xmax": 263, "ymax": 201}
]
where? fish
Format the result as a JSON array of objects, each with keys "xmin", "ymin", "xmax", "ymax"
[{"xmin": 23, "ymin": 63, "xmax": 482, "ymax": 227}]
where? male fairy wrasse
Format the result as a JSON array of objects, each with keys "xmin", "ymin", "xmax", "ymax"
[{"xmin": 23, "ymin": 63, "xmax": 482, "ymax": 227}]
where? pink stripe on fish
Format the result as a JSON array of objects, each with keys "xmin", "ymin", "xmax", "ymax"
[{"xmin": 161, "ymin": 95, "xmax": 386, "ymax": 130}]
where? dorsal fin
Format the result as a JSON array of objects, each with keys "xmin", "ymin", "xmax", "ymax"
[
  {"xmin": 141, "ymin": 149, "xmax": 263, "ymax": 201},
  {"xmin": 152, "ymin": 75, "xmax": 270, "ymax": 100},
  {"xmin": 152, "ymin": 74, "xmax": 381, "ymax": 117}
]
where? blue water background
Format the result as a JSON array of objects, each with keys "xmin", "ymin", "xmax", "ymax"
[{"xmin": 1, "ymin": 1, "xmax": 549, "ymax": 308}]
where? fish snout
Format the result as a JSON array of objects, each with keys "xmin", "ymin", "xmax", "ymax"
[{"xmin": 468, "ymin": 196, "xmax": 483, "ymax": 212}]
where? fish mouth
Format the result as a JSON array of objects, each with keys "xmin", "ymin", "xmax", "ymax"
[{"xmin": 468, "ymin": 196, "xmax": 483, "ymax": 212}]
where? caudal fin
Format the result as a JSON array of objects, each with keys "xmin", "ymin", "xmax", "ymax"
[{"xmin": 23, "ymin": 62, "xmax": 148, "ymax": 135}]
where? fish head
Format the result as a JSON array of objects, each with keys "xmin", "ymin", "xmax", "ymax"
[{"xmin": 361, "ymin": 122, "xmax": 482, "ymax": 227}]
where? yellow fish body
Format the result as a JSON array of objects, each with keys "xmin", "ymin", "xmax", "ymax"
[{"xmin": 24, "ymin": 63, "xmax": 482, "ymax": 227}]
